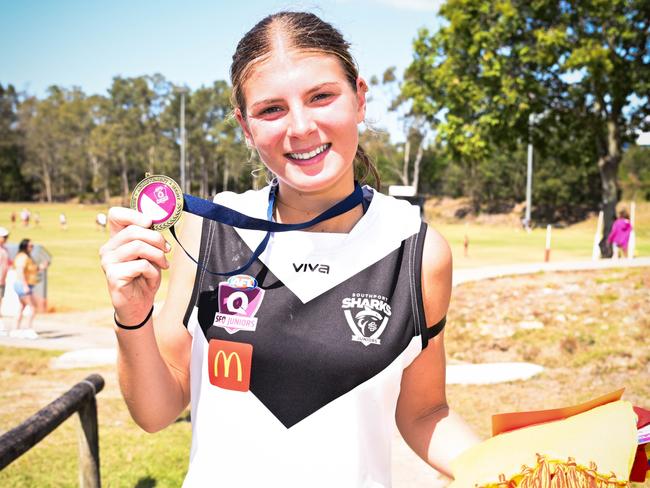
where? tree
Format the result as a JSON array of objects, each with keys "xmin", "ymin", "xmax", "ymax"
[
  {"xmin": 404, "ymin": 0, "xmax": 650, "ymax": 249},
  {"xmin": 107, "ymin": 76, "xmax": 173, "ymax": 204},
  {"xmin": 619, "ymin": 145, "xmax": 650, "ymax": 200},
  {"xmin": 370, "ymin": 67, "xmax": 430, "ymax": 193},
  {"xmin": 0, "ymin": 84, "xmax": 31, "ymax": 201}
]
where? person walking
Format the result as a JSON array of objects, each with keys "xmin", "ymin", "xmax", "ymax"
[
  {"xmin": 100, "ymin": 12, "xmax": 479, "ymax": 487},
  {"xmin": 0, "ymin": 227, "xmax": 9, "ymax": 333},
  {"xmin": 12, "ymin": 239, "xmax": 42, "ymax": 339}
]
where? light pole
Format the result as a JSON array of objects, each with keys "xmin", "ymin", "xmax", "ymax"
[
  {"xmin": 524, "ymin": 112, "xmax": 541, "ymax": 231},
  {"xmin": 177, "ymin": 87, "xmax": 188, "ymax": 193}
]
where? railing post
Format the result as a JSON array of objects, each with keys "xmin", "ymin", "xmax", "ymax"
[
  {"xmin": 77, "ymin": 392, "xmax": 101, "ymax": 488},
  {"xmin": 0, "ymin": 373, "xmax": 104, "ymax": 482}
]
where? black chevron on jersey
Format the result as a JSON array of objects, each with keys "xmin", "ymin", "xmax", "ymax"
[{"xmin": 192, "ymin": 223, "xmax": 418, "ymax": 428}]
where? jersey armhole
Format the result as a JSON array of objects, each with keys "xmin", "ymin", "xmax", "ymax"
[
  {"xmin": 412, "ymin": 221, "xmax": 447, "ymax": 349},
  {"xmin": 182, "ymin": 217, "xmax": 211, "ymax": 328}
]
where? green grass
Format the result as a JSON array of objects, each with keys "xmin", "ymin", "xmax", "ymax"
[
  {"xmin": 0, "ymin": 200, "xmax": 647, "ymax": 311},
  {"xmin": 0, "ymin": 347, "xmax": 190, "ymax": 488},
  {"xmin": 0, "ymin": 203, "xmax": 170, "ymax": 312}
]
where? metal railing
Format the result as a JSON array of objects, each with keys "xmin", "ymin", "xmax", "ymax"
[{"xmin": 0, "ymin": 374, "xmax": 105, "ymax": 487}]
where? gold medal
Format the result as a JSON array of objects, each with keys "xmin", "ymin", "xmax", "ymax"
[{"xmin": 130, "ymin": 173, "xmax": 184, "ymax": 231}]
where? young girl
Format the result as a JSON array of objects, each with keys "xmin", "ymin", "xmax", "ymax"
[{"xmin": 100, "ymin": 11, "xmax": 478, "ymax": 487}]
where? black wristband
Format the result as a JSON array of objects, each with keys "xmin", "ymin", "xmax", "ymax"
[{"xmin": 114, "ymin": 306, "xmax": 154, "ymax": 330}]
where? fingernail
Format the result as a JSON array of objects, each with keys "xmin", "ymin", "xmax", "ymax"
[{"xmin": 165, "ymin": 242, "xmax": 172, "ymax": 252}]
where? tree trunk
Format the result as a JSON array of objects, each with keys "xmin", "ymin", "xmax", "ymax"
[
  {"xmin": 402, "ymin": 140, "xmax": 410, "ymax": 186},
  {"xmin": 42, "ymin": 160, "xmax": 53, "ymax": 203},
  {"xmin": 147, "ymin": 146, "xmax": 156, "ymax": 174},
  {"xmin": 223, "ymin": 162, "xmax": 229, "ymax": 192},
  {"xmin": 411, "ymin": 138, "xmax": 424, "ymax": 193},
  {"xmin": 89, "ymin": 153, "xmax": 100, "ymax": 195},
  {"xmin": 120, "ymin": 152, "xmax": 129, "ymax": 206},
  {"xmin": 598, "ymin": 119, "xmax": 621, "ymax": 258},
  {"xmin": 200, "ymin": 155, "xmax": 208, "ymax": 198}
]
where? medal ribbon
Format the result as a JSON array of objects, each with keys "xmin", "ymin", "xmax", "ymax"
[{"xmin": 169, "ymin": 182, "xmax": 363, "ymax": 276}]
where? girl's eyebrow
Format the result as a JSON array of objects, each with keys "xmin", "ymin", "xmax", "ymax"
[{"xmin": 249, "ymin": 81, "xmax": 342, "ymax": 111}]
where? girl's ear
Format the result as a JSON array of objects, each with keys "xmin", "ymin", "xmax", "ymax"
[
  {"xmin": 355, "ymin": 77, "xmax": 368, "ymax": 124},
  {"xmin": 235, "ymin": 107, "xmax": 255, "ymax": 148}
]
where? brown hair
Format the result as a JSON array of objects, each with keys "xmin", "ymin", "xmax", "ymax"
[{"xmin": 230, "ymin": 11, "xmax": 380, "ymax": 189}]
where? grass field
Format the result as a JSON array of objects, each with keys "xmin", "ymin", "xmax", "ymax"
[
  {"xmin": 0, "ymin": 347, "xmax": 190, "ymax": 487},
  {"xmin": 0, "ymin": 200, "xmax": 647, "ymax": 313},
  {"xmin": 0, "ymin": 203, "xmax": 170, "ymax": 313}
]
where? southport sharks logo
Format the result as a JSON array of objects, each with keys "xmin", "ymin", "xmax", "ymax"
[{"xmin": 341, "ymin": 293, "xmax": 392, "ymax": 346}]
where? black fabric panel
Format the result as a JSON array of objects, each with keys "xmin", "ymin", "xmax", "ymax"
[
  {"xmin": 194, "ymin": 221, "xmax": 420, "ymax": 428},
  {"xmin": 425, "ymin": 316, "xmax": 446, "ymax": 343},
  {"xmin": 182, "ymin": 216, "xmax": 210, "ymax": 328},
  {"xmin": 412, "ymin": 222, "xmax": 430, "ymax": 349}
]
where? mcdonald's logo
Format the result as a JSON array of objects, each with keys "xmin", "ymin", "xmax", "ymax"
[{"xmin": 208, "ymin": 339, "xmax": 253, "ymax": 392}]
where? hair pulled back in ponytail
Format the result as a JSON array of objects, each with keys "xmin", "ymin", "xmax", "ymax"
[{"xmin": 230, "ymin": 11, "xmax": 381, "ymax": 189}]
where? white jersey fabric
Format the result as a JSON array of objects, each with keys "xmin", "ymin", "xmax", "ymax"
[{"xmin": 181, "ymin": 185, "xmax": 442, "ymax": 487}]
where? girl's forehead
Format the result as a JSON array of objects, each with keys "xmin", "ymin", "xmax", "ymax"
[{"xmin": 252, "ymin": 49, "xmax": 339, "ymax": 76}]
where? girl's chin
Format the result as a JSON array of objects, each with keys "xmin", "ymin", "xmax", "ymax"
[{"xmin": 277, "ymin": 169, "xmax": 354, "ymax": 195}]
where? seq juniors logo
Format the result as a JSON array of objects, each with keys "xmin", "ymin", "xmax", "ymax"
[
  {"xmin": 208, "ymin": 339, "xmax": 253, "ymax": 392},
  {"xmin": 341, "ymin": 293, "xmax": 392, "ymax": 346},
  {"xmin": 213, "ymin": 275, "xmax": 265, "ymax": 334}
]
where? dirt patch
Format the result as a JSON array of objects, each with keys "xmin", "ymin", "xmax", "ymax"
[{"xmin": 447, "ymin": 267, "xmax": 650, "ymax": 455}]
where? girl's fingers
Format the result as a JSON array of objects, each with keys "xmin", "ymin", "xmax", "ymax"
[
  {"xmin": 105, "ymin": 259, "xmax": 161, "ymax": 290},
  {"xmin": 101, "ymin": 240, "xmax": 169, "ymax": 272},
  {"xmin": 101, "ymin": 224, "xmax": 170, "ymax": 256},
  {"xmin": 108, "ymin": 207, "xmax": 153, "ymax": 237}
]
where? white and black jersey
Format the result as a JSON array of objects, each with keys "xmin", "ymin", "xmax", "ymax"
[{"xmin": 181, "ymin": 185, "xmax": 445, "ymax": 488}]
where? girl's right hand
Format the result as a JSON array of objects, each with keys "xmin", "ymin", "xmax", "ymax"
[{"xmin": 100, "ymin": 207, "xmax": 171, "ymax": 326}]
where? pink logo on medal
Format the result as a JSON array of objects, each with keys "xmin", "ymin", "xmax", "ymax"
[
  {"xmin": 137, "ymin": 182, "xmax": 177, "ymax": 224},
  {"xmin": 213, "ymin": 277, "xmax": 265, "ymax": 334}
]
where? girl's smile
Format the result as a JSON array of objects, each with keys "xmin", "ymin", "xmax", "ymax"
[{"xmin": 236, "ymin": 49, "xmax": 367, "ymax": 202}]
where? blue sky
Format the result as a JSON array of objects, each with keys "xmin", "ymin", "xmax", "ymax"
[{"xmin": 0, "ymin": 0, "xmax": 444, "ymax": 140}]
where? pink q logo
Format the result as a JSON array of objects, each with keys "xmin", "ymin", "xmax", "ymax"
[
  {"xmin": 213, "ymin": 282, "xmax": 265, "ymax": 334},
  {"xmin": 226, "ymin": 291, "xmax": 249, "ymax": 315}
]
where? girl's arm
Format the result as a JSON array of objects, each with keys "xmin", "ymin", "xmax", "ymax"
[
  {"xmin": 395, "ymin": 227, "xmax": 480, "ymax": 478},
  {"xmin": 100, "ymin": 209, "xmax": 200, "ymax": 432}
]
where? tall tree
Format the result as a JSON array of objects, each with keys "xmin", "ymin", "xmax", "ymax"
[
  {"xmin": 107, "ymin": 76, "xmax": 168, "ymax": 203},
  {"xmin": 404, "ymin": 0, "xmax": 650, "ymax": 250},
  {"xmin": 0, "ymin": 84, "xmax": 31, "ymax": 200},
  {"xmin": 370, "ymin": 67, "xmax": 430, "ymax": 192}
]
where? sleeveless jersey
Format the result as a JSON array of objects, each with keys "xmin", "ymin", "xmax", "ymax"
[{"xmin": 181, "ymin": 185, "xmax": 444, "ymax": 487}]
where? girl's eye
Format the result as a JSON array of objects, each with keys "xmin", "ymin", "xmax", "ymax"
[
  {"xmin": 259, "ymin": 106, "xmax": 282, "ymax": 116},
  {"xmin": 312, "ymin": 93, "xmax": 332, "ymax": 102}
]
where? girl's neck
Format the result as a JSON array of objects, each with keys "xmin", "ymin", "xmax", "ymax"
[{"xmin": 273, "ymin": 177, "xmax": 362, "ymax": 233}]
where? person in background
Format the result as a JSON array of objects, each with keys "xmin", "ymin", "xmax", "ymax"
[
  {"xmin": 96, "ymin": 212, "xmax": 107, "ymax": 231},
  {"xmin": 59, "ymin": 213, "xmax": 68, "ymax": 231},
  {"xmin": 607, "ymin": 208, "xmax": 633, "ymax": 258},
  {"xmin": 20, "ymin": 208, "xmax": 30, "ymax": 227},
  {"xmin": 10, "ymin": 212, "xmax": 16, "ymax": 228},
  {"xmin": 0, "ymin": 227, "xmax": 9, "ymax": 334},
  {"xmin": 12, "ymin": 238, "xmax": 46, "ymax": 339}
]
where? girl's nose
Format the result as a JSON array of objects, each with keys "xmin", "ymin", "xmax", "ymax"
[{"xmin": 287, "ymin": 108, "xmax": 316, "ymax": 138}]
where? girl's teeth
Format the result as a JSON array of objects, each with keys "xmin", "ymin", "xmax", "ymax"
[{"xmin": 288, "ymin": 144, "xmax": 329, "ymax": 160}]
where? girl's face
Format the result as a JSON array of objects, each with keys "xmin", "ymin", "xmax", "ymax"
[{"xmin": 236, "ymin": 49, "xmax": 367, "ymax": 195}]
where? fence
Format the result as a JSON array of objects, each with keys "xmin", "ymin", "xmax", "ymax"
[{"xmin": 0, "ymin": 374, "xmax": 105, "ymax": 487}]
